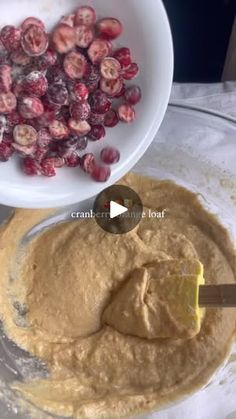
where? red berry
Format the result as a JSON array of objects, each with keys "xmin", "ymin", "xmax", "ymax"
[
  {"xmin": 21, "ymin": 25, "xmax": 48, "ymax": 57},
  {"xmin": 34, "ymin": 146, "xmax": 48, "ymax": 162},
  {"xmin": 18, "ymin": 97, "xmax": 44, "ymax": 119},
  {"xmin": 22, "ymin": 157, "xmax": 40, "ymax": 175},
  {"xmin": 49, "ymin": 120, "xmax": 69, "ymax": 140},
  {"xmin": 13, "ymin": 124, "xmax": 37, "ymax": 146},
  {"xmin": 0, "ymin": 92, "xmax": 17, "ymax": 114},
  {"xmin": 64, "ymin": 51, "xmax": 88, "ymax": 80},
  {"xmin": 12, "ymin": 142, "xmax": 36, "ymax": 157},
  {"xmin": 118, "ymin": 104, "xmax": 136, "ymax": 123},
  {"xmin": 10, "ymin": 49, "xmax": 31, "ymax": 66},
  {"xmin": 124, "ymin": 85, "xmax": 142, "ymax": 105},
  {"xmin": 63, "ymin": 135, "xmax": 88, "ymax": 151},
  {"xmin": 68, "ymin": 81, "xmax": 89, "ymax": 101},
  {"xmin": 34, "ymin": 49, "xmax": 57, "ymax": 71},
  {"xmin": 70, "ymin": 101, "xmax": 91, "ymax": 120},
  {"xmin": 12, "ymin": 77, "xmax": 25, "ymax": 98},
  {"xmin": 40, "ymin": 158, "xmax": 56, "ymax": 177},
  {"xmin": 75, "ymin": 25, "xmax": 94, "ymax": 48},
  {"xmin": 36, "ymin": 108, "xmax": 57, "ymax": 128},
  {"xmin": 104, "ymin": 109, "xmax": 119, "ymax": 127},
  {"xmin": 50, "ymin": 156, "xmax": 65, "ymax": 168},
  {"xmin": 60, "ymin": 14, "xmax": 75, "ymax": 28},
  {"xmin": 88, "ymin": 112, "xmax": 105, "ymax": 126},
  {"xmin": 21, "ymin": 17, "xmax": 45, "ymax": 32},
  {"xmin": 121, "ymin": 63, "xmax": 139, "ymax": 80},
  {"xmin": 37, "ymin": 128, "xmax": 52, "ymax": 148},
  {"xmin": 89, "ymin": 90, "xmax": 111, "ymax": 114},
  {"xmin": 22, "ymin": 71, "xmax": 48, "ymax": 97},
  {"xmin": 0, "ymin": 65, "xmax": 12, "ymax": 93},
  {"xmin": 97, "ymin": 18, "xmax": 123, "ymax": 40},
  {"xmin": 88, "ymin": 39, "xmax": 110, "ymax": 64},
  {"xmin": 100, "ymin": 57, "xmax": 121, "ymax": 80},
  {"xmin": 75, "ymin": 6, "xmax": 96, "ymax": 26},
  {"xmin": 68, "ymin": 119, "xmax": 91, "ymax": 136},
  {"xmin": 46, "ymin": 65, "xmax": 67, "ymax": 85},
  {"xmin": 114, "ymin": 83, "xmax": 126, "ymax": 98},
  {"xmin": 113, "ymin": 47, "xmax": 132, "ymax": 68},
  {"xmin": 80, "ymin": 153, "xmax": 96, "ymax": 174},
  {"xmin": 5, "ymin": 111, "xmax": 24, "ymax": 133},
  {"xmin": 100, "ymin": 147, "xmax": 120, "ymax": 164},
  {"xmin": 65, "ymin": 151, "xmax": 80, "ymax": 167},
  {"xmin": 100, "ymin": 77, "xmax": 123, "ymax": 97},
  {"xmin": 47, "ymin": 83, "xmax": 69, "ymax": 106},
  {"xmin": 91, "ymin": 165, "xmax": 111, "ymax": 182},
  {"xmin": 0, "ymin": 26, "xmax": 21, "ymax": 52},
  {"xmin": 52, "ymin": 24, "xmax": 76, "ymax": 54},
  {"xmin": 0, "ymin": 141, "xmax": 13, "ymax": 161},
  {"xmin": 89, "ymin": 124, "xmax": 106, "ymax": 141}
]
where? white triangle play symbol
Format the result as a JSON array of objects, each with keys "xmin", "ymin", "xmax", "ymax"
[{"xmin": 110, "ymin": 201, "xmax": 128, "ymax": 219}]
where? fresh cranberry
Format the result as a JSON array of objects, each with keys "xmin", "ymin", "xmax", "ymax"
[
  {"xmin": 13, "ymin": 124, "xmax": 37, "ymax": 146},
  {"xmin": 89, "ymin": 90, "xmax": 111, "ymax": 114},
  {"xmin": 70, "ymin": 101, "xmax": 91, "ymax": 120},
  {"xmin": 65, "ymin": 151, "xmax": 81, "ymax": 167},
  {"xmin": 75, "ymin": 6, "xmax": 97, "ymax": 26},
  {"xmin": 21, "ymin": 25, "xmax": 48, "ymax": 57},
  {"xmin": 121, "ymin": 63, "xmax": 139, "ymax": 80},
  {"xmin": 52, "ymin": 24, "xmax": 76, "ymax": 54},
  {"xmin": 0, "ymin": 26, "xmax": 21, "ymax": 52},
  {"xmin": 22, "ymin": 157, "xmax": 40, "ymax": 175},
  {"xmin": 40, "ymin": 158, "xmax": 56, "ymax": 177},
  {"xmin": 100, "ymin": 57, "xmax": 121, "ymax": 80},
  {"xmin": 22, "ymin": 71, "xmax": 48, "ymax": 97},
  {"xmin": 96, "ymin": 18, "xmax": 123, "ymax": 40},
  {"xmin": 104, "ymin": 109, "xmax": 119, "ymax": 127},
  {"xmin": 88, "ymin": 112, "xmax": 105, "ymax": 126},
  {"xmin": 0, "ymin": 141, "xmax": 13, "ymax": 161},
  {"xmin": 124, "ymin": 85, "xmax": 142, "ymax": 105},
  {"xmin": 113, "ymin": 47, "xmax": 132, "ymax": 68},
  {"xmin": 68, "ymin": 119, "xmax": 91, "ymax": 136},
  {"xmin": 18, "ymin": 97, "xmax": 44, "ymax": 119},
  {"xmin": 80, "ymin": 153, "xmax": 96, "ymax": 173},
  {"xmin": 89, "ymin": 124, "xmax": 106, "ymax": 141},
  {"xmin": 88, "ymin": 39, "xmax": 110, "ymax": 64},
  {"xmin": 118, "ymin": 104, "xmax": 136, "ymax": 123},
  {"xmin": 0, "ymin": 65, "xmax": 12, "ymax": 93},
  {"xmin": 47, "ymin": 83, "xmax": 69, "ymax": 106},
  {"xmin": 100, "ymin": 147, "xmax": 120, "ymax": 164},
  {"xmin": 75, "ymin": 25, "xmax": 94, "ymax": 48},
  {"xmin": 91, "ymin": 165, "xmax": 111, "ymax": 182},
  {"xmin": 34, "ymin": 49, "xmax": 57, "ymax": 71},
  {"xmin": 0, "ymin": 92, "xmax": 17, "ymax": 114},
  {"xmin": 63, "ymin": 51, "xmax": 88, "ymax": 79}
]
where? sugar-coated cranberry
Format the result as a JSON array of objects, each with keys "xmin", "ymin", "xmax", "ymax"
[
  {"xmin": 96, "ymin": 18, "xmax": 123, "ymax": 40},
  {"xmin": 0, "ymin": 92, "xmax": 17, "ymax": 114},
  {"xmin": 60, "ymin": 14, "xmax": 75, "ymax": 28},
  {"xmin": 88, "ymin": 112, "xmax": 105, "ymax": 126},
  {"xmin": 89, "ymin": 124, "xmax": 106, "ymax": 141},
  {"xmin": 5, "ymin": 111, "xmax": 24, "ymax": 133},
  {"xmin": 49, "ymin": 120, "xmax": 69, "ymax": 140},
  {"xmin": 100, "ymin": 77, "xmax": 123, "ymax": 97},
  {"xmin": 118, "ymin": 104, "xmax": 136, "ymax": 122},
  {"xmin": 22, "ymin": 71, "xmax": 48, "ymax": 97},
  {"xmin": 64, "ymin": 51, "xmax": 88, "ymax": 79},
  {"xmin": 47, "ymin": 83, "xmax": 69, "ymax": 106},
  {"xmin": 124, "ymin": 85, "xmax": 142, "ymax": 105},
  {"xmin": 65, "ymin": 151, "xmax": 81, "ymax": 167},
  {"xmin": 10, "ymin": 49, "xmax": 31, "ymax": 66},
  {"xmin": 36, "ymin": 108, "xmax": 57, "ymax": 128},
  {"xmin": 80, "ymin": 153, "xmax": 96, "ymax": 173},
  {"xmin": 113, "ymin": 47, "xmax": 132, "ymax": 68},
  {"xmin": 70, "ymin": 100, "xmax": 91, "ymax": 120},
  {"xmin": 34, "ymin": 146, "xmax": 48, "ymax": 162},
  {"xmin": 12, "ymin": 142, "xmax": 37, "ymax": 157},
  {"xmin": 46, "ymin": 65, "xmax": 67, "ymax": 85},
  {"xmin": 91, "ymin": 165, "xmax": 111, "ymax": 182},
  {"xmin": 34, "ymin": 49, "xmax": 57, "ymax": 71},
  {"xmin": 18, "ymin": 97, "xmax": 44, "ymax": 119},
  {"xmin": 21, "ymin": 17, "xmax": 45, "ymax": 32},
  {"xmin": 68, "ymin": 81, "xmax": 89, "ymax": 102},
  {"xmin": 0, "ymin": 65, "xmax": 12, "ymax": 93},
  {"xmin": 121, "ymin": 63, "xmax": 139, "ymax": 80},
  {"xmin": 104, "ymin": 109, "xmax": 119, "ymax": 127},
  {"xmin": 40, "ymin": 158, "xmax": 56, "ymax": 177},
  {"xmin": 68, "ymin": 119, "xmax": 91, "ymax": 136},
  {"xmin": 37, "ymin": 128, "xmax": 52, "ymax": 148},
  {"xmin": 100, "ymin": 146, "xmax": 120, "ymax": 164},
  {"xmin": 0, "ymin": 141, "xmax": 14, "ymax": 161},
  {"xmin": 64, "ymin": 135, "xmax": 88, "ymax": 151},
  {"xmin": 88, "ymin": 39, "xmax": 110, "ymax": 64},
  {"xmin": 21, "ymin": 25, "xmax": 48, "ymax": 57},
  {"xmin": 100, "ymin": 57, "xmax": 121, "ymax": 80},
  {"xmin": 13, "ymin": 124, "xmax": 37, "ymax": 146},
  {"xmin": 22, "ymin": 157, "xmax": 41, "ymax": 175},
  {"xmin": 75, "ymin": 25, "xmax": 94, "ymax": 48},
  {"xmin": 89, "ymin": 90, "xmax": 111, "ymax": 114},
  {"xmin": 0, "ymin": 26, "xmax": 21, "ymax": 52},
  {"xmin": 75, "ymin": 6, "xmax": 96, "ymax": 26}
]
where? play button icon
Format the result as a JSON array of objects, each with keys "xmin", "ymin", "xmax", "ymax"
[
  {"xmin": 110, "ymin": 201, "xmax": 128, "ymax": 219},
  {"xmin": 93, "ymin": 184, "xmax": 143, "ymax": 234}
]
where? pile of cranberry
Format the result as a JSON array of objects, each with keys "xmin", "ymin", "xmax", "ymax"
[{"xmin": 0, "ymin": 6, "xmax": 141, "ymax": 181}]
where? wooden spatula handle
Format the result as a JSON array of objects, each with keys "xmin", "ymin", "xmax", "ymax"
[{"xmin": 199, "ymin": 284, "xmax": 236, "ymax": 307}]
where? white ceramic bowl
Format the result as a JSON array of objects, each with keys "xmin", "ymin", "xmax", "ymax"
[{"xmin": 0, "ymin": 0, "xmax": 173, "ymax": 208}]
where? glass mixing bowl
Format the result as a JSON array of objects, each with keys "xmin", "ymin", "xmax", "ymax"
[{"xmin": 0, "ymin": 105, "xmax": 236, "ymax": 419}]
